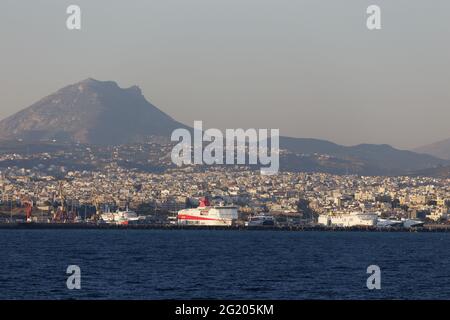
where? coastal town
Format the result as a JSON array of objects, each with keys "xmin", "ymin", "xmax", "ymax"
[{"xmin": 0, "ymin": 148, "xmax": 449, "ymax": 229}]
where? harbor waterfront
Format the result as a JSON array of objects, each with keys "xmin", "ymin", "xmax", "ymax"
[
  {"xmin": 2, "ymin": 222, "xmax": 450, "ymax": 232},
  {"xmin": 1, "ymin": 229, "xmax": 450, "ymax": 300},
  {"xmin": 1, "ymin": 169, "xmax": 449, "ymax": 230}
]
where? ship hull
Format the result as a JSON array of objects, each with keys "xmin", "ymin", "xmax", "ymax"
[{"xmin": 178, "ymin": 206, "xmax": 238, "ymax": 226}]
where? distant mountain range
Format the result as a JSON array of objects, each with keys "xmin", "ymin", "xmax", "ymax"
[
  {"xmin": 279, "ymin": 137, "xmax": 447, "ymax": 175},
  {"xmin": 414, "ymin": 139, "xmax": 450, "ymax": 160},
  {"xmin": 0, "ymin": 78, "xmax": 448, "ymax": 176}
]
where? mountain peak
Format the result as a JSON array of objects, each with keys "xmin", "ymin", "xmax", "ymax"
[
  {"xmin": 76, "ymin": 78, "xmax": 119, "ymax": 89},
  {"xmin": 74, "ymin": 78, "xmax": 142, "ymax": 96},
  {"xmin": 126, "ymin": 85, "xmax": 142, "ymax": 95},
  {"xmin": 0, "ymin": 79, "xmax": 187, "ymax": 145},
  {"xmin": 80, "ymin": 77, "xmax": 99, "ymax": 83}
]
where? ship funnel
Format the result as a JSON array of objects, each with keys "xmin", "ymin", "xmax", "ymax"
[{"xmin": 199, "ymin": 198, "xmax": 210, "ymax": 207}]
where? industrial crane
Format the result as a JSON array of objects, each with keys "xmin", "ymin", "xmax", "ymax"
[
  {"xmin": 23, "ymin": 199, "xmax": 33, "ymax": 222},
  {"xmin": 52, "ymin": 181, "xmax": 76, "ymax": 222}
]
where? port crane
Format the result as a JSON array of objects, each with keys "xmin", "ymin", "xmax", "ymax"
[
  {"xmin": 52, "ymin": 181, "xmax": 78, "ymax": 222},
  {"xmin": 90, "ymin": 189, "xmax": 103, "ymax": 222},
  {"xmin": 23, "ymin": 198, "xmax": 33, "ymax": 222}
]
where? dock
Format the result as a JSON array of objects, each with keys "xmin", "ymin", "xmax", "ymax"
[{"xmin": 1, "ymin": 222, "xmax": 450, "ymax": 232}]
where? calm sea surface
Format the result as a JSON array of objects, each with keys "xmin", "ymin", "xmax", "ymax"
[{"xmin": 1, "ymin": 229, "xmax": 449, "ymax": 299}]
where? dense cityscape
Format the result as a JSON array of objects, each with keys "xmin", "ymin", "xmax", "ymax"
[{"xmin": 1, "ymin": 143, "xmax": 449, "ymax": 228}]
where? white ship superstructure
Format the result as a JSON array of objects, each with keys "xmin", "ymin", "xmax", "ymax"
[
  {"xmin": 178, "ymin": 198, "xmax": 238, "ymax": 226},
  {"xmin": 101, "ymin": 208, "xmax": 139, "ymax": 225},
  {"xmin": 377, "ymin": 218, "xmax": 403, "ymax": 228},
  {"xmin": 319, "ymin": 212, "xmax": 425, "ymax": 228},
  {"xmin": 245, "ymin": 214, "xmax": 275, "ymax": 227},
  {"xmin": 401, "ymin": 218, "xmax": 425, "ymax": 228},
  {"xmin": 318, "ymin": 212, "xmax": 378, "ymax": 227}
]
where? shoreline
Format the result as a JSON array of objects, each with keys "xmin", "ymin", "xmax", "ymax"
[{"xmin": 1, "ymin": 222, "xmax": 450, "ymax": 232}]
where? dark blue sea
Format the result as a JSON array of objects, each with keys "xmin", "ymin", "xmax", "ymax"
[{"xmin": 1, "ymin": 230, "xmax": 449, "ymax": 300}]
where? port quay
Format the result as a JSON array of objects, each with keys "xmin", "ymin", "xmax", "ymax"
[{"xmin": 2, "ymin": 222, "xmax": 450, "ymax": 232}]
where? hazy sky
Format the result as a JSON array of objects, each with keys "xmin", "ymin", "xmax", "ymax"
[{"xmin": 1, "ymin": 0, "xmax": 449, "ymax": 149}]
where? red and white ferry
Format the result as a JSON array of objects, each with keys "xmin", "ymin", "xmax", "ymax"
[{"xmin": 178, "ymin": 198, "xmax": 238, "ymax": 226}]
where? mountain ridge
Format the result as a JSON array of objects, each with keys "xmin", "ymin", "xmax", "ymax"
[
  {"xmin": 278, "ymin": 137, "xmax": 447, "ymax": 174},
  {"xmin": 0, "ymin": 78, "xmax": 447, "ymax": 175},
  {"xmin": 414, "ymin": 138, "xmax": 450, "ymax": 160}
]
